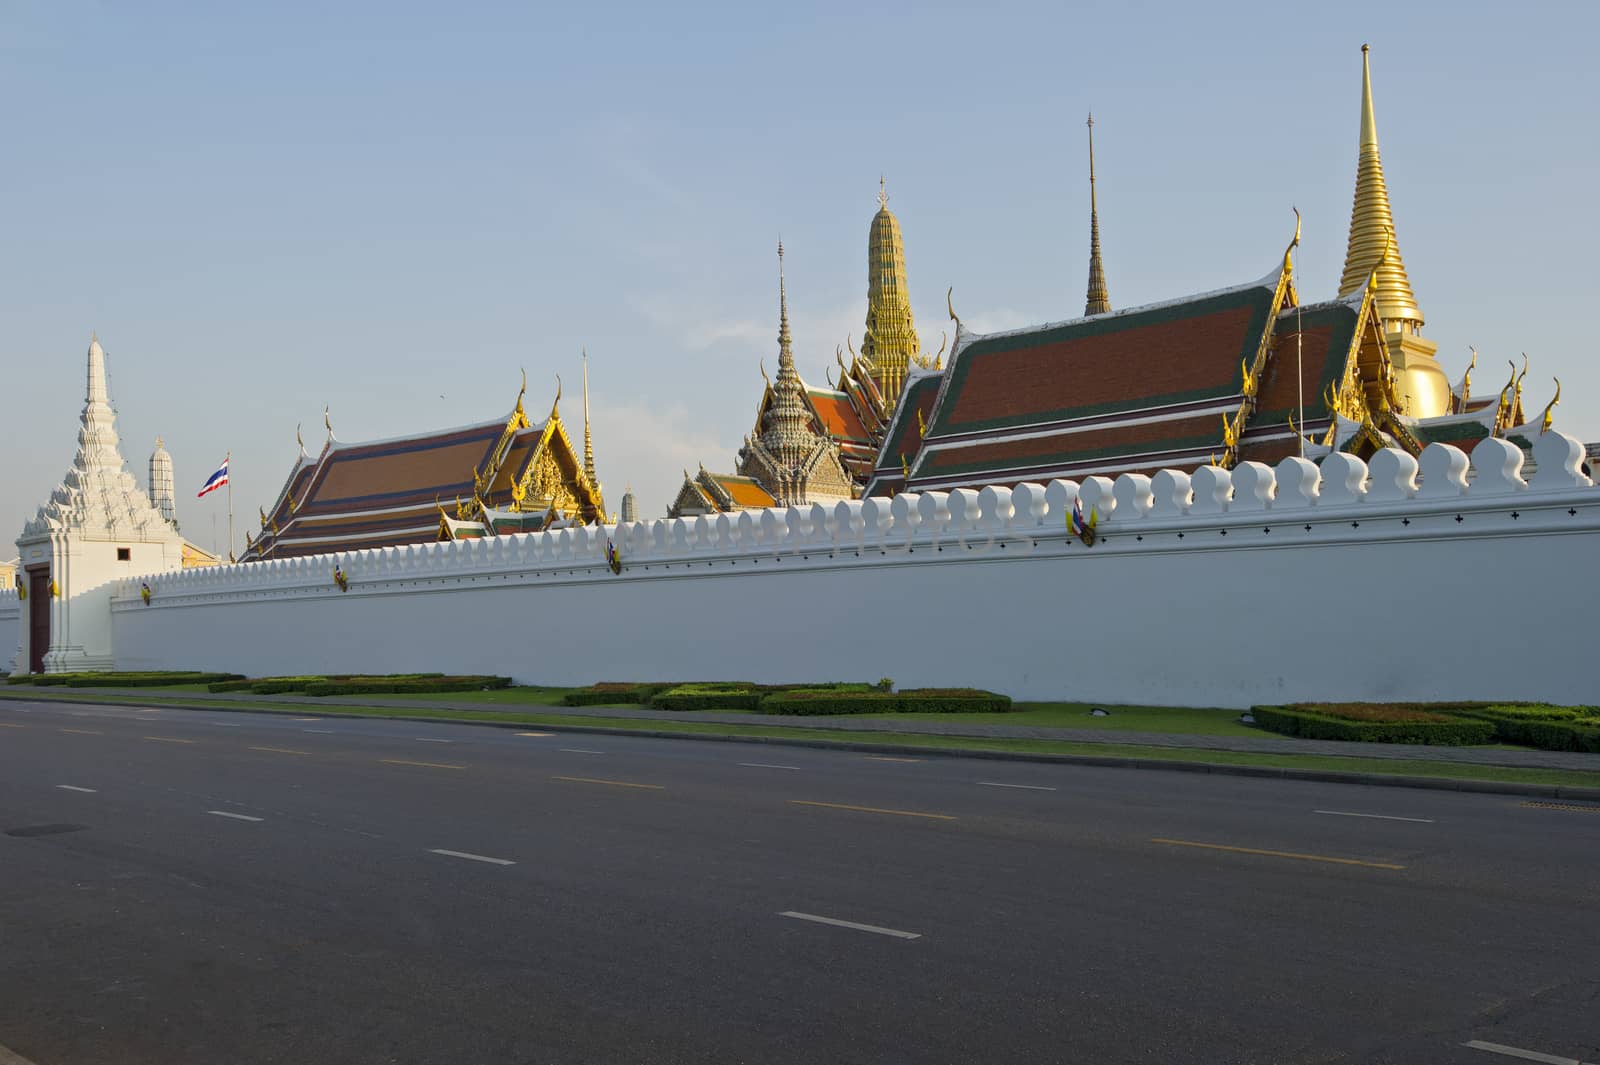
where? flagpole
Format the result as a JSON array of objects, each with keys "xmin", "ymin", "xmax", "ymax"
[{"xmin": 226, "ymin": 451, "xmax": 234, "ymax": 562}]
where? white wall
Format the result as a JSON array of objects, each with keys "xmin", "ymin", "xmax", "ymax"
[
  {"xmin": 0, "ymin": 594, "xmax": 18, "ymax": 675},
  {"xmin": 108, "ymin": 435, "xmax": 1600, "ymax": 709}
]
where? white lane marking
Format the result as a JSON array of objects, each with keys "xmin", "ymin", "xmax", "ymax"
[
  {"xmin": 977, "ymin": 781, "xmax": 1057, "ymax": 792},
  {"xmin": 302, "ymin": 728, "xmax": 336, "ymax": 734},
  {"xmin": 211, "ymin": 722, "xmax": 241, "ymax": 727},
  {"xmin": 1314, "ymin": 809, "xmax": 1435, "ymax": 824},
  {"xmin": 206, "ymin": 810, "xmax": 264, "ymax": 822},
  {"xmin": 56, "ymin": 785, "xmax": 98, "ymax": 794},
  {"xmin": 515, "ymin": 731, "xmax": 554, "ymax": 737},
  {"xmin": 559, "ymin": 747, "xmax": 604, "ymax": 755},
  {"xmin": 429, "ymin": 848, "xmax": 515, "ymax": 867},
  {"xmin": 779, "ymin": 911, "xmax": 921, "ymax": 940},
  {"xmin": 739, "ymin": 762, "xmax": 801, "ymax": 771},
  {"xmin": 1463, "ymin": 1039, "xmax": 1588, "ymax": 1064},
  {"xmin": 136, "ymin": 708, "xmax": 161, "ymax": 713},
  {"xmin": 412, "ymin": 737, "xmax": 454, "ymax": 743},
  {"xmin": 292, "ymin": 717, "xmax": 321, "ymax": 722}
]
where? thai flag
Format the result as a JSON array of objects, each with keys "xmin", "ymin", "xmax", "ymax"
[
  {"xmin": 197, "ymin": 458, "xmax": 229, "ymax": 498},
  {"xmin": 1070, "ymin": 496, "xmax": 1089, "ymax": 536}
]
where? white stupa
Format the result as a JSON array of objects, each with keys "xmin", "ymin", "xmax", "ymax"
[
  {"xmin": 12, "ymin": 335, "xmax": 183, "ymax": 673},
  {"xmin": 149, "ymin": 436, "xmax": 177, "ymax": 528}
]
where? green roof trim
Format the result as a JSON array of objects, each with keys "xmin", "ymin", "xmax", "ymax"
[{"xmin": 919, "ymin": 430, "xmax": 1224, "ymax": 479}]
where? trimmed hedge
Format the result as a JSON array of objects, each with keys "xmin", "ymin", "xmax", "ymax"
[
  {"xmin": 302, "ymin": 676, "xmax": 512, "ymax": 697},
  {"xmin": 650, "ymin": 683, "xmax": 763, "ymax": 712},
  {"xmin": 760, "ymin": 688, "xmax": 1013, "ymax": 715},
  {"xmin": 9, "ymin": 671, "xmax": 240, "ymax": 688},
  {"xmin": 562, "ymin": 683, "xmax": 676, "ymax": 707},
  {"xmin": 207, "ymin": 673, "xmax": 449, "ymax": 695},
  {"xmin": 1251, "ymin": 705, "xmax": 1495, "ymax": 745},
  {"xmin": 1457, "ymin": 704, "xmax": 1600, "ymax": 753}
]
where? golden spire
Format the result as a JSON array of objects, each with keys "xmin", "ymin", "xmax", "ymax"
[
  {"xmin": 861, "ymin": 178, "xmax": 921, "ymax": 404},
  {"xmin": 1084, "ymin": 113, "xmax": 1111, "ymax": 316},
  {"xmin": 581, "ymin": 348, "xmax": 596, "ymax": 487},
  {"xmin": 1338, "ymin": 44, "xmax": 1423, "ymax": 329}
]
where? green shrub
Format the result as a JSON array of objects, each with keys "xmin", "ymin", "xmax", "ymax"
[
  {"xmin": 562, "ymin": 683, "xmax": 675, "ymax": 707},
  {"xmin": 1252, "ymin": 705, "xmax": 1494, "ymax": 745},
  {"xmin": 64, "ymin": 672, "xmax": 242, "ymax": 688},
  {"xmin": 650, "ymin": 683, "xmax": 763, "ymax": 711},
  {"xmin": 303, "ymin": 676, "xmax": 511, "ymax": 697},
  {"xmin": 1453, "ymin": 704, "xmax": 1600, "ymax": 752},
  {"xmin": 760, "ymin": 688, "xmax": 1012, "ymax": 715}
]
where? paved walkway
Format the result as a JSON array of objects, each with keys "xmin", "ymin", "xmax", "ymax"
[{"xmin": 13, "ymin": 687, "xmax": 1598, "ymax": 773}]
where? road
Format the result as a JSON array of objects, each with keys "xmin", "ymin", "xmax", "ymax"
[{"xmin": 1, "ymin": 697, "xmax": 1597, "ymax": 1065}]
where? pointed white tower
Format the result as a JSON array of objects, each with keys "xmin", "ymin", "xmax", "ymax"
[
  {"xmin": 11, "ymin": 335, "xmax": 184, "ymax": 674},
  {"xmin": 149, "ymin": 437, "xmax": 177, "ymax": 528}
]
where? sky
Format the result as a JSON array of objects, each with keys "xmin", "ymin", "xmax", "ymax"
[{"xmin": 3, "ymin": 0, "xmax": 1597, "ymax": 557}]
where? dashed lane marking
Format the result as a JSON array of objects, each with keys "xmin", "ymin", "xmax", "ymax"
[
  {"xmin": 59, "ymin": 728, "xmax": 103, "ymax": 735},
  {"xmin": 380, "ymin": 758, "xmax": 466, "ymax": 770},
  {"xmin": 778, "ymin": 911, "xmax": 921, "ymax": 940},
  {"xmin": 865, "ymin": 756, "xmax": 922, "ymax": 763},
  {"xmin": 515, "ymin": 732, "xmax": 554, "ymax": 737},
  {"xmin": 1463, "ymin": 1038, "xmax": 1590, "ymax": 1064},
  {"xmin": 1150, "ymin": 837, "xmax": 1405, "ymax": 870},
  {"xmin": 552, "ymin": 775, "xmax": 664, "ymax": 791},
  {"xmin": 739, "ymin": 762, "xmax": 802, "ymax": 771},
  {"xmin": 0, "ymin": 723, "xmax": 24, "ymax": 729},
  {"xmin": 1314, "ymin": 809, "xmax": 1434, "ymax": 823},
  {"xmin": 429, "ymin": 848, "xmax": 515, "ymax": 867},
  {"xmin": 249, "ymin": 745, "xmax": 313, "ymax": 756},
  {"xmin": 56, "ymin": 785, "xmax": 98, "ymax": 794},
  {"xmin": 977, "ymin": 781, "xmax": 1057, "ymax": 792},
  {"xmin": 788, "ymin": 800, "xmax": 956, "ymax": 822},
  {"xmin": 210, "ymin": 722, "xmax": 241, "ymax": 727},
  {"xmin": 142, "ymin": 736, "xmax": 196, "ymax": 745},
  {"xmin": 411, "ymin": 737, "xmax": 454, "ymax": 743},
  {"xmin": 207, "ymin": 810, "xmax": 264, "ymax": 823},
  {"xmin": 302, "ymin": 729, "xmax": 336, "ymax": 734},
  {"xmin": 291, "ymin": 717, "xmax": 321, "ymax": 722},
  {"xmin": 559, "ymin": 747, "xmax": 605, "ymax": 754}
]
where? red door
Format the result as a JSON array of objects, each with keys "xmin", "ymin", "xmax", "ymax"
[{"xmin": 28, "ymin": 568, "xmax": 50, "ymax": 674}]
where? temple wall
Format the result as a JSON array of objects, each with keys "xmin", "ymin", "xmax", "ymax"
[
  {"xmin": 0, "ymin": 593, "xmax": 18, "ymax": 674},
  {"xmin": 106, "ymin": 435, "xmax": 1599, "ymax": 709}
]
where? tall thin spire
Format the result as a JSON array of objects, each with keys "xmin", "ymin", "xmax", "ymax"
[
  {"xmin": 761, "ymin": 240, "xmax": 817, "ymax": 473},
  {"xmin": 1337, "ymin": 44, "xmax": 1423, "ymax": 329},
  {"xmin": 777, "ymin": 239, "xmax": 793, "ymax": 369},
  {"xmin": 581, "ymin": 348, "xmax": 596, "ymax": 486},
  {"xmin": 1084, "ymin": 113, "xmax": 1112, "ymax": 316}
]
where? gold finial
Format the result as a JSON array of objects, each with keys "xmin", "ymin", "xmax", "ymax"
[
  {"xmin": 1084, "ymin": 112, "xmax": 1112, "ymax": 316},
  {"xmin": 1338, "ymin": 43, "xmax": 1423, "ymax": 327},
  {"xmin": 759, "ymin": 359, "xmax": 770, "ymax": 388},
  {"xmin": 259, "ymin": 506, "xmax": 267, "ymax": 527},
  {"xmin": 947, "ymin": 286, "xmax": 960, "ymax": 328},
  {"xmin": 901, "ymin": 453, "xmax": 909, "ymax": 479},
  {"xmin": 516, "ymin": 367, "xmax": 526, "ymax": 413},
  {"xmin": 323, "ymin": 406, "xmax": 333, "ymax": 436},
  {"xmin": 553, "ymin": 373, "xmax": 562, "ymax": 412},
  {"xmin": 155, "ymin": 435, "xmax": 163, "ymax": 449},
  {"xmin": 1460, "ymin": 347, "xmax": 1476, "ymax": 410},
  {"xmin": 1286, "ymin": 205, "xmax": 1302, "ymax": 267},
  {"xmin": 1540, "ymin": 378, "xmax": 1562, "ymax": 433},
  {"xmin": 878, "ymin": 175, "xmax": 888, "ymax": 210},
  {"xmin": 295, "ymin": 422, "xmax": 304, "ymax": 452}
]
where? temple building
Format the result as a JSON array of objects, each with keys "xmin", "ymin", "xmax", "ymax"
[
  {"xmin": 242, "ymin": 372, "xmax": 605, "ymax": 560},
  {"xmin": 669, "ymin": 184, "xmax": 942, "ymax": 517},
  {"xmin": 12, "ymin": 336, "xmax": 188, "ymax": 673},
  {"xmin": 865, "ymin": 46, "xmax": 1564, "ymax": 497}
]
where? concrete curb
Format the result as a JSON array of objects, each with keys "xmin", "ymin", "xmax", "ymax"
[{"xmin": 10, "ymin": 691, "xmax": 1600, "ymax": 803}]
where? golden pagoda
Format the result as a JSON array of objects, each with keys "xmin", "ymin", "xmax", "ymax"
[
  {"xmin": 859, "ymin": 178, "xmax": 937, "ymax": 405},
  {"xmin": 1084, "ymin": 114, "xmax": 1112, "ymax": 316},
  {"xmin": 1336, "ymin": 44, "xmax": 1451, "ymax": 418}
]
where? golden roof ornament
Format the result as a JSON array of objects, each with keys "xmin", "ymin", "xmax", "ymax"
[
  {"xmin": 1084, "ymin": 113, "xmax": 1112, "ymax": 316},
  {"xmin": 1337, "ymin": 44, "xmax": 1424, "ymax": 329},
  {"xmin": 1540, "ymin": 378, "xmax": 1561, "ymax": 433},
  {"xmin": 861, "ymin": 178, "xmax": 922, "ymax": 403}
]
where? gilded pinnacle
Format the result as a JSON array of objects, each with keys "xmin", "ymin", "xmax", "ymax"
[
  {"xmin": 862, "ymin": 180, "xmax": 921, "ymax": 403},
  {"xmin": 1084, "ymin": 112, "xmax": 1111, "ymax": 316},
  {"xmin": 1337, "ymin": 43, "xmax": 1423, "ymax": 328}
]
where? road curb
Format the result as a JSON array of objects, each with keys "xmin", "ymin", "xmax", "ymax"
[{"xmin": 7, "ymin": 692, "xmax": 1600, "ymax": 803}]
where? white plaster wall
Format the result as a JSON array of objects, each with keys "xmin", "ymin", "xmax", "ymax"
[
  {"xmin": 0, "ymin": 594, "xmax": 18, "ymax": 675},
  {"xmin": 109, "ymin": 437, "xmax": 1600, "ymax": 709}
]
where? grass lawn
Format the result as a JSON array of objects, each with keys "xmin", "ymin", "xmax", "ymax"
[
  {"xmin": 5, "ymin": 688, "xmax": 1597, "ymax": 791},
  {"xmin": 885, "ymin": 702, "xmax": 1260, "ymax": 736}
]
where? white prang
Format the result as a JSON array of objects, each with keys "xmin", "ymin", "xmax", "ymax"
[{"xmin": 9, "ymin": 335, "xmax": 183, "ymax": 673}]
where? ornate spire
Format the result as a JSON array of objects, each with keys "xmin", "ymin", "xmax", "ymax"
[
  {"xmin": 861, "ymin": 179, "xmax": 921, "ymax": 404},
  {"xmin": 1084, "ymin": 113, "xmax": 1112, "ymax": 316},
  {"xmin": 761, "ymin": 241, "xmax": 819, "ymax": 471},
  {"xmin": 581, "ymin": 348, "xmax": 596, "ymax": 487},
  {"xmin": 1337, "ymin": 44, "xmax": 1423, "ymax": 329}
]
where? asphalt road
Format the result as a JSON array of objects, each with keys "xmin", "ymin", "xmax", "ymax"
[{"xmin": 1, "ymin": 698, "xmax": 1597, "ymax": 1065}]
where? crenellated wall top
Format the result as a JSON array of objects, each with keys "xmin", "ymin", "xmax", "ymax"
[{"xmin": 112, "ymin": 434, "xmax": 1597, "ymax": 608}]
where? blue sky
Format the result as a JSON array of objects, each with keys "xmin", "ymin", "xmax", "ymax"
[{"xmin": 3, "ymin": 1, "xmax": 1596, "ymax": 555}]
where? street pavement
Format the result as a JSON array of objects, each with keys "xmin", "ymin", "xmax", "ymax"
[{"xmin": 2, "ymin": 697, "xmax": 1597, "ymax": 1065}]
